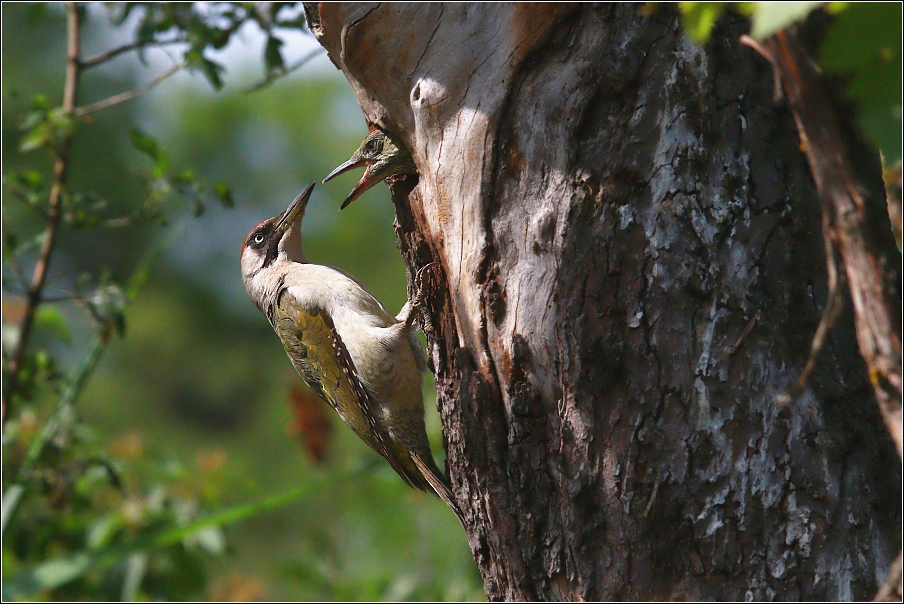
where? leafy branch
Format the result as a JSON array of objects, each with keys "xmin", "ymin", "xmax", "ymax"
[
  {"xmin": 3, "ymin": 483, "xmax": 311, "ymax": 600},
  {"xmin": 243, "ymin": 46, "xmax": 325, "ymax": 92},
  {"xmin": 2, "ymin": 226, "xmax": 173, "ymax": 535},
  {"xmin": 0, "ymin": 3, "xmax": 339, "ymax": 600},
  {"xmin": 79, "ymin": 35, "xmax": 188, "ymax": 69},
  {"xmin": 74, "ymin": 61, "xmax": 185, "ymax": 117},
  {"xmin": 4, "ymin": 2, "xmax": 82, "ymax": 421}
]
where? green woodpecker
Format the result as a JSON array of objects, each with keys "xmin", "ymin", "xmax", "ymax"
[
  {"xmin": 240, "ymin": 182, "xmax": 461, "ymax": 521},
  {"xmin": 323, "ymin": 128, "xmax": 417, "ymax": 209}
]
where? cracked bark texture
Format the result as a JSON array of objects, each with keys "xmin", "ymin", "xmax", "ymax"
[{"xmin": 304, "ymin": 4, "xmax": 901, "ymax": 600}]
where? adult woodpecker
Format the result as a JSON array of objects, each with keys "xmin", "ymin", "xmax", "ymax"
[
  {"xmin": 323, "ymin": 128, "xmax": 417, "ymax": 209},
  {"xmin": 240, "ymin": 182, "xmax": 461, "ymax": 521}
]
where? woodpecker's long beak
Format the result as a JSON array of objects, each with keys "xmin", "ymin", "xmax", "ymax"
[
  {"xmin": 323, "ymin": 158, "xmax": 365, "ymax": 184},
  {"xmin": 323, "ymin": 158, "xmax": 378, "ymax": 210},
  {"xmin": 276, "ymin": 181, "xmax": 315, "ymax": 233}
]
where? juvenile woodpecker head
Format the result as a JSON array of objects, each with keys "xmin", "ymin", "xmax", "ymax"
[
  {"xmin": 323, "ymin": 128, "xmax": 417, "ymax": 209},
  {"xmin": 240, "ymin": 182, "xmax": 314, "ymax": 310}
]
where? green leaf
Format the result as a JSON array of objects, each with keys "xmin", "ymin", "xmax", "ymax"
[
  {"xmin": 17, "ymin": 170, "xmax": 45, "ymax": 190},
  {"xmin": 155, "ymin": 486, "xmax": 308, "ymax": 546},
  {"xmin": 679, "ymin": 2, "xmax": 728, "ymax": 43},
  {"xmin": 172, "ymin": 169, "xmax": 196, "ymax": 184},
  {"xmin": 185, "ymin": 49, "xmax": 224, "ymax": 90},
  {"xmin": 213, "ymin": 181, "xmax": 234, "ymax": 207},
  {"xmin": 33, "ymin": 349, "xmax": 55, "ymax": 372},
  {"xmin": 19, "ymin": 121, "xmax": 51, "ymax": 153},
  {"xmin": 820, "ymin": 2, "xmax": 902, "ymax": 163},
  {"xmin": 121, "ymin": 553, "xmax": 147, "ymax": 602},
  {"xmin": 129, "ymin": 128, "xmax": 169, "ymax": 176},
  {"xmin": 3, "ymin": 230, "xmax": 18, "ymax": 253},
  {"xmin": 19, "ymin": 109, "xmax": 44, "ymax": 131},
  {"xmin": 848, "ymin": 58, "xmax": 902, "ymax": 164},
  {"xmin": 2, "ymin": 486, "xmax": 309, "ymax": 599},
  {"xmin": 18, "ymin": 101, "xmax": 76, "ymax": 153},
  {"xmin": 30, "ymin": 93, "xmax": 50, "ymax": 110},
  {"xmin": 25, "ymin": 3, "xmax": 48, "ymax": 27},
  {"xmin": 206, "ymin": 27, "xmax": 233, "ymax": 50},
  {"xmin": 184, "ymin": 526, "xmax": 226, "ymax": 555},
  {"xmin": 34, "ymin": 305, "xmax": 72, "ymax": 344},
  {"xmin": 274, "ymin": 3, "xmax": 307, "ymax": 29},
  {"xmin": 265, "ymin": 34, "xmax": 285, "ymax": 73},
  {"xmin": 859, "ymin": 103, "xmax": 902, "ymax": 166},
  {"xmin": 749, "ymin": 2, "xmax": 825, "ymax": 41},
  {"xmin": 3, "ymin": 552, "xmax": 95, "ymax": 598},
  {"xmin": 128, "ymin": 129, "xmax": 155, "ymax": 156},
  {"xmin": 86, "ymin": 514, "xmax": 124, "ymax": 550},
  {"xmin": 1, "ymin": 484, "xmax": 26, "ymax": 534},
  {"xmin": 47, "ymin": 107, "xmax": 76, "ymax": 139},
  {"xmin": 821, "ymin": 2, "xmax": 900, "ymax": 70},
  {"xmin": 200, "ymin": 57, "xmax": 225, "ymax": 90}
]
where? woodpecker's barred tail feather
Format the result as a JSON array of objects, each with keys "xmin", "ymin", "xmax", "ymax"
[{"xmin": 411, "ymin": 453, "xmax": 465, "ymax": 527}]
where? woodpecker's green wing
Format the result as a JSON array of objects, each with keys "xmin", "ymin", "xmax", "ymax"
[{"xmin": 271, "ymin": 291, "xmax": 421, "ymax": 489}]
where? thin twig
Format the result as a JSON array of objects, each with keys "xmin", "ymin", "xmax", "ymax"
[
  {"xmin": 74, "ymin": 62, "xmax": 184, "ymax": 116},
  {"xmin": 98, "ymin": 210, "xmax": 149, "ymax": 229},
  {"xmin": 1, "ymin": 285, "xmax": 27, "ymax": 299},
  {"xmin": 80, "ymin": 37, "xmax": 187, "ymax": 68},
  {"xmin": 3, "ymin": 275, "xmax": 78, "ymax": 302},
  {"xmin": 4, "ymin": 2, "xmax": 82, "ymax": 422},
  {"xmin": 727, "ymin": 309, "xmax": 760, "ymax": 357},
  {"xmin": 739, "ymin": 34, "xmax": 783, "ymax": 102},
  {"xmin": 777, "ymin": 230, "xmax": 846, "ymax": 406},
  {"xmin": 4, "ymin": 253, "xmax": 30, "ymax": 291},
  {"xmin": 643, "ymin": 469, "xmax": 663, "ymax": 519},
  {"xmin": 99, "ymin": 217, "xmax": 137, "ymax": 228},
  {"xmin": 243, "ymin": 47, "xmax": 325, "ymax": 92},
  {"xmin": 8, "ymin": 189, "xmax": 51, "ymax": 221},
  {"xmin": 39, "ymin": 293, "xmax": 87, "ymax": 304}
]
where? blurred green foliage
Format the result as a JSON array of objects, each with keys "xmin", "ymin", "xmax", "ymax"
[
  {"xmin": 677, "ymin": 1, "xmax": 903, "ymax": 164},
  {"xmin": 2, "ymin": 3, "xmax": 481, "ymax": 601}
]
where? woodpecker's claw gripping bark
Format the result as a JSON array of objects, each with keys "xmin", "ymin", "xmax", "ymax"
[{"xmin": 403, "ymin": 262, "xmax": 438, "ymax": 334}]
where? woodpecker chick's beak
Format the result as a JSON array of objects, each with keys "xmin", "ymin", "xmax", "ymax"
[
  {"xmin": 323, "ymin": 128, "xmax": 417, "ymax": 210},
  {"xmin": 322, "ymin": 157, "xmax": 374, "ymax": 209},
  {"xmin": 322, "ymin": 157, "xmax": 366, "ymax": 183}
]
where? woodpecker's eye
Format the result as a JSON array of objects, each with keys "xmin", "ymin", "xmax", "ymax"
[
  {"xmin": 253, "ymin": 232, "xmax": 265, "ymax": 245},
  {"xmin": 365, "ymin": 138, "xmax": 378, "ymax": 153}
]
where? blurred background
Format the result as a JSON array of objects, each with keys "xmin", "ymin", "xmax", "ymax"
[{"xmin": 2, "ymin": 3, "xmax": 483, "ymax": 600}]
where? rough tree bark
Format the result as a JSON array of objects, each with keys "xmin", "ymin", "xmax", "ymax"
[{"xmin": 304, "ymin": 4, "xmax": 901, "ymax": 600}]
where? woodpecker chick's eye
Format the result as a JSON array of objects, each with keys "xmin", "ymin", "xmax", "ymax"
[
  {"xmin": 365, "ymin": 139, "xmax": 378, "ymax": 154},
  {"xmin": 253, "ymin": 232, "xmax": 265, "ymax": 245}
]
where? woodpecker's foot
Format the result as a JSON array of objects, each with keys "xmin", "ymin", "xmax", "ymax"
[
  {"xmin": 401, "ymin": 263, "xmax": 437, "ymax": 333},
  {"xmin": 416, "ymin": 263, "xmax": 438, "ymax": 335}
]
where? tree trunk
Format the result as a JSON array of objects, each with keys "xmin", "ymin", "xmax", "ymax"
[{"xmin": 304, "ymin": 4, "xmax": 901, "ymax": 600}]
